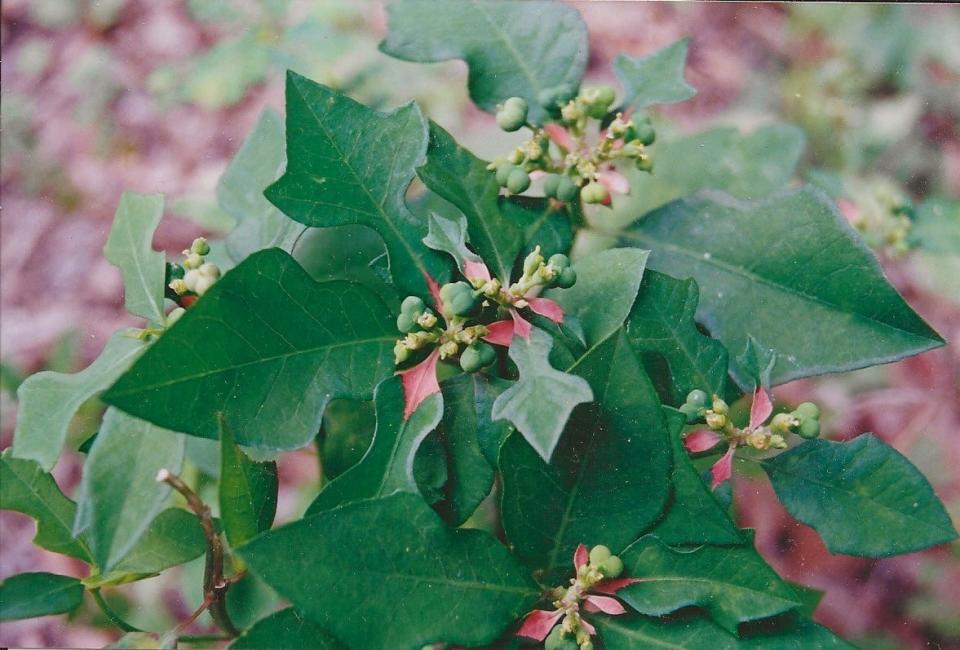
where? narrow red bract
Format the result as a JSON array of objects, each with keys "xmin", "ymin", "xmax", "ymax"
[{"xmin": 398, "ymin": 348, "xmax": 441, "ymax": 420}]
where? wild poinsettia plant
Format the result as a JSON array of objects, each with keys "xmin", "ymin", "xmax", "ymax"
[{"xmin": 3, "ymin": 2, "xmax": 956, "ymax": 648}]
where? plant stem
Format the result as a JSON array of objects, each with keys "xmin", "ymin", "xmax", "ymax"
[
  {"xmin": 91, "ymin": 588, "xmax": 142, "ymax": 633},
  {"xmin": 157, "ymin": 468, "xmax": 240, "ymax": 637}
]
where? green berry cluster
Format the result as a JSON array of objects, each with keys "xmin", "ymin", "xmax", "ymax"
[
  {"xmin": 486, "ymin": 86, "xmax": 655, "ymax": 206},
  {"xmin": 586, "ymin": 544, "xmax": 624, "ymax": 579},
  {"xmin": 770, "ymin": 402, "xmax": 821, "ymax": 440},
  {"xmin": 167, "ymin": 238, "xmax": 221, "ymax": 298}
]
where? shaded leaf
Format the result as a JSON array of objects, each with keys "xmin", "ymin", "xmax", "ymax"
[
  {"xmin": 103, "ymin": 192, "xmax": 167, "ymax": 323},
  {"xmin": 0, "ymin": 449, "xmax": 91, "ymax": 561},
  {"xmin": 306, "ymin": 376, "xmax": 443, "ymax": 515},
  {"xmin": 614, "ymin": 39, "xmax": 696, "ymax": 111},
  {"xmin": 762, "ymin": 434, "xmax": 958, "ymax": 556},
  {"xmin": 491, "ymin": 328, "xmax": 593, "ymax": 461},
  {"xmin": 104, "ymin": 249, "xmax": 396, "ymax": 451},
  {"xmin": 500, "ymin": 331, "xmax": 671, "ymax": 576},
  {"xmin": 0, "ymin": 573, "xmax": 84, "ymax": 621},
  {"xmin": 618, "ymin": 535, "xmax": 800, "ymax": 634},
  {"xmin": 219, "ymin": 420, "xmax": 278, "ymax": 548},
  {"xmin": 264, "ymin": 72, "xmax": 447, "ymax": 298},
  {"xmin": 13, "ymin": 329, "xmax": 143, "ymax": 470},
  {"xmin": 230, "ymin": 608, "xmax": 342, "ymax": 649},
  {"xmin": 621, "ymin": 188, "xmax": 943, "ymax": 386},
  {"xmin": 75, "ymin": 409, "xmax": 185, "ymax": 571},
  {"xmin": 239, "ymin": 492, "xmax": 539, "ymax": 650},
  {"xmin": 381, "ymin": 0, "xmax": 588, "ymax": 124},
  {"xmin": 624, "ymin": 271, "xmax": 732, "ymax": 405},
  {"xmin": 104, "ymin": 508, "xmax": 206, "ymax": 579}
]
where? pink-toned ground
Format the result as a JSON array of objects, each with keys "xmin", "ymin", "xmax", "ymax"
[{"xmin": 1, "ymin": 2, "xmax": 957, "ymax": 648}]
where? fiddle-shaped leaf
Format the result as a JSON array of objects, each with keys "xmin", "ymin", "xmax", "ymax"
[
  {"xmin": 621, "ymin": 188, "xmax": 944, "ymax": 386},
  {"xmin": 103, "ymin": 192, "xmax": 167, "ymax": 324},
  {"xmin": 500, "ymin": 331, "xmax": 671, "ymax": 577},
  {"xmin": 13, "ymin": 329, "xmax": 144, "ymax": 470},
  {"xmin": 614, "ymin": 39, "xmax": 696, "ymax": 111},
  {"xmin": 239, "ymin": 492, "xmax": 539, "ymax": 650},
  {"xmin": 422, "ymin": 212, "xmax": 482, "ymax": 273},
  {"xmin": 74, "ymin": 408, "xmax": 185, "ymax": 572},
  {"xmin": 624, "ymin": 271, "xmax": 733, "ymax": 405},
  {"xmin": 381, "ymin": 0, "xmax": 588, "ymax": 124},
  {"xmin": 306, "ymin": 376, "xmax": 443, "ymax": 515},
  {"xmin": 103, "ymin": 249, "xmax": 396, "ymax": 451},
  {"xmin": 219, "ymin": 419, "xmax": 278, "ymax": 548},
  {"xmin": 264, "ymin": 72, "xmax": 448, "ymax": 298},
  {"xmin": 618, "ymin": 536, "xmax": 801, "ymax": 634},
  {"xmin": 219, "ymin": 109, "xmax": 305, "ymax": 262},
  {"xmin": 762, "ymin": 434, "xmax": 958, "ymax": 557},
  {"xmin": 491, "ymin": 328, "xmax": 593, "ymax": 461}
]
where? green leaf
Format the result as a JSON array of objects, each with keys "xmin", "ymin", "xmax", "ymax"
[
  {"xmin": 596, "ymin": 611, "xmax": 853, "ymax": 649},
  {"xmin": 418, "ymin": 123, "xmax": 521, "ymax": 281},
  {"xmin": 909, "ymin": 197, "xmax": 960, "ymax": 255},
  {"xmin": 0, "ymin": 449, "xmax": 91, "ymax": 561},
  {"xmin": 624, "ymin": 271, "xmax": 732, "ymax": 405},
  {"xmin": 491, "ymin": 328, "xmax": 593, "ymax": 461},
  {"xmin": 103, "ymin": 192, "xmax": 167, "ymax": 324},
  {"xmin": 422, "ymin": 212, "xmax": 482, "ymax": 272},
  {"xmin": 618, "ymin": 536, "xmax": 800, "ymax": 634},
  {"xmin": 621, "ymin": 188, "xmax": 944, "ymax": 386},
  {"xmin": 500, "ymin": 331, "xmax": 671, "ymax": 575},
  {"xmin": 219, "ymin": 420, "xmax": 278, "ymax": 548},
  {"xmin": 762, "ymin": 434, "xmax": 958, "ymax": 556},
  {"xmin": 13, "ymin": 329, "xmax": 144, "ymax": 470},
  {"xmin": 264, "ymin": 72, "xmax": 448, "ymax": 298},
  {"xmin": 0, "ymin": 572, "xmax": 84, "ymax": 621},
  {"xmin": 75, "ymin": 409, "xmax": 185, "ymax": 572},
  {"xmin": 306, "ymin": 376, "xmax": 443, "ymax": 515},
  {"xmin": 230, "ymin": 608, "xmax": 342, "ymax": 649},
  {"xmin": 545, "ymin": 248, "xmax": 648, "ymax": 348},
  {"xmin": 510, "ymin": 195, "xmax": 574, "ymax": 262},
  {"xmin": 601, "ymin": 124, "xmax": 805, "ymax": 230},
  {"xmin": 427, "ymin": 374, "xmax": 511, "ymax": 525},
  {"xmin": 648, "ymin": 408, "xmax": 742, "ymax": 545},
  {"xmin": 614, "ymin": 38, "xmax": 696, "ymax": 111},
  {"xmin": 219, "ymin": 109, "xmax": 304, "ymax": 262},
  {"xmin": 381, "ymin": 0, "xmax": 588, "ymax": 124},
  {"xmin": 103, "ymin": 249, "xmax": 396, "ymax": 451},
  {"xmin": 103, "ymin": 508, "xmax": 206, "ymax": 579},
  {"xmin": 239, "ymin": 492, "xmax": 539, "ymax": 649}
]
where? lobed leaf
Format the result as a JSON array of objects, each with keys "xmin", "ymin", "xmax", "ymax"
[
  {"xmin": 239, "ymin": 492, "xmax": 539, "ymax": 649},
  {"xmin": 264, "ymin": 72, "xmax": 448, "ymax": 298},
  {"xmin": 102, "ymin": 508, "xmax": 206, "ymax": 581},
  {"xmin": 103, "ymin": 192, "xmax": 167, "ymax": 324},
  {"xmin": 614, "ymin": 39, "xmax": 696, "ymax": 111},
  {"xmin": 103, "ymin": 249, "xmax": 396, "ymax": 451},
  {"xmin": 381, "ymin": 0, "xmax": 588, "ymax": 124},
  {"xmin": 621, "ymin": 188, "xmax": 944, "ymax": 386},
  {"xmin": 0, "ymin": 572, "xmax": 84, "ymax": 621},
  {"xmin": 762, "ymin": 434, "xmax": 958, "ymax": 556},
  {"xmin": 13, "ymin": 329, "xmax": 144, "ymax": 470}
]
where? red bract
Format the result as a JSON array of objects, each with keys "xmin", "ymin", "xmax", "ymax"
[{"xmin": 398, "ymin": 348, "xmax": 440, "ymax": 419}]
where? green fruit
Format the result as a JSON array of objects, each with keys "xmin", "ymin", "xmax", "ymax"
[
  {"xmin": 633, "ymin": 121, "xmax": 656, "ymax": 145},
  {"xmin": 589, "ymin": 545, "xmax": 611, "ymax": 565},
  {"xmin": 396, "ymin": 312, "xmax": 418, "ymax": 334},
  {"xmin": 538, "ymin": 84, "xmax": 576, "ymax": 111},
  {"xmin": 636, "ymin": 155, "xmax": 653, "ymax": 172},
  {"xmin": 595, "ymin": 85, "xmax": 616, "ymax": 106},
  {"xmin": 581, "ymin": 181, "xmax": 608, "ymax": 204},
  {"xmin": 506, "ymin": 168, "xmax": 531, "ymax": 194},
  {"xmin": 496, "ymin": 100, "xmax": 527, "ymax": 132},
  {"xmin": 504, "ymin": 96, "xmax": 528, "ymax": 113},
  {"xmin": 794, "ymin": 402, "xmax": 820, "ymax": 421},
  {"xmin": 460, "ymin": 342, "xmax": 496, "ymax": 373},
  {"xmin": 686, "ymin": 389, "xmax": 709, "ymax": 408},
  {"xmin": 798, "ymin": 417, "xmax": 821, "ymax": 439},
  {"xmin": 401, "ymin": 295, "xmax": 425, "ymax": 317},
  {"xmin": 495, "ymin": 163, "xmax": 516, "ymax": 186},
  {"xmin": 548, "ymin": 253, "xmax": 570, "ymax": 270},
  {"xmin": 439, "ymin": 282, "xmax": 478, "ymax": 317},
  {"xmin": 555, "ymin": 176, "xmax": 580, "ymax": 202},
  {"xmin": 600, "ymin": 555, "xmax": 624, "ymax": 578},
  {"xmin": 543, "ymin": 173, "xmax": 562, "ymax": 198},
  {"xmin": 555, "ymin": 267, "xmax": 577, "ymax": 289}
]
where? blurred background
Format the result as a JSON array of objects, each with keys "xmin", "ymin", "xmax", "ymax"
[{"xmin": 1, "ymin": 1, "xmax": 958, "ymax": 648}]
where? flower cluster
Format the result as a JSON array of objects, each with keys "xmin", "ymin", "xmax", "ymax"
[
  {"xmin": 167, "ymin": 237, "xmax": 221, "ymax": 300},
  {"xmin": 486, "ymin": 86, "xmax": 655, "ymax": 206},
  {"xmin": 518, "ymin": 544, "xmax": 638, "ymax": 650},
  {"xmin": 682, "ymin": 387, "xmax": 822, "ymax": 488}
]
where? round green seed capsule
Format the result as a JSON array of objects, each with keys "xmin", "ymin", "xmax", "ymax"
[
  {"xmin": 460, "ymin": 342, "xmax": 496, "ymax": 373},
  {"xmin": 798, "ymin": 417, "xmax": 821, "ymax": 439},
  {"xmin": 633, "ymin": 121, "xmax": 656, "ymax": 146},
  {"xmin": 595, "ymin": 85, "xmax": 616, "ymax": 107},
  {"xmin": 504, "ymin": 96, "xmax": 528, "ymax": 113},
  {"xmin": 555, "ymin": 267, "xmax": 577, "ymax": 289},
  {"xmin": 555, "ymin": 176, "xmax": 580, "ymax": 202},
  {"xmin": 495, "ymin": 163, "xmax": 516, "ymax": 186},
  {"xmin": 589, "ymin": 545, "xmax": 612, "ymax": 565},
  {"xmin": 396, "ymin": 312, "xmax": 418, "ymax": 334},
  {"xmin": 496, "ymin": 104, "xmax": 527, "ymax": 132},
  {"xmin": 506, "ymin": 167, "xmax": 531, "ymax": 194},
  {"xmin": 580, "ymin": 181, "xmax": 608, "ymax": 204},
  {"xmin": 794, "ymin": 402, "xmax": 820, "ymax": 421},
  {"xmin": 548, "ymin": 253, "xmax": 570, "ymax": 270},
  {"xmin": 686, "ymin": 389, "xmax": 709, "ymax": 408},
  {"xmin": 440, "ymin": 281, "xmax": 479, "ymax": 317},
  {"xmin": 543, "ymin": 173, "xmax": 562, "ymax": 198},
  {"xmin": 401, "ymin": 295, "xmax": 425, "ymax": 317},
  {"xmin": 600, "ymin": 555, "xmax": 624, "ymax": 578}
]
